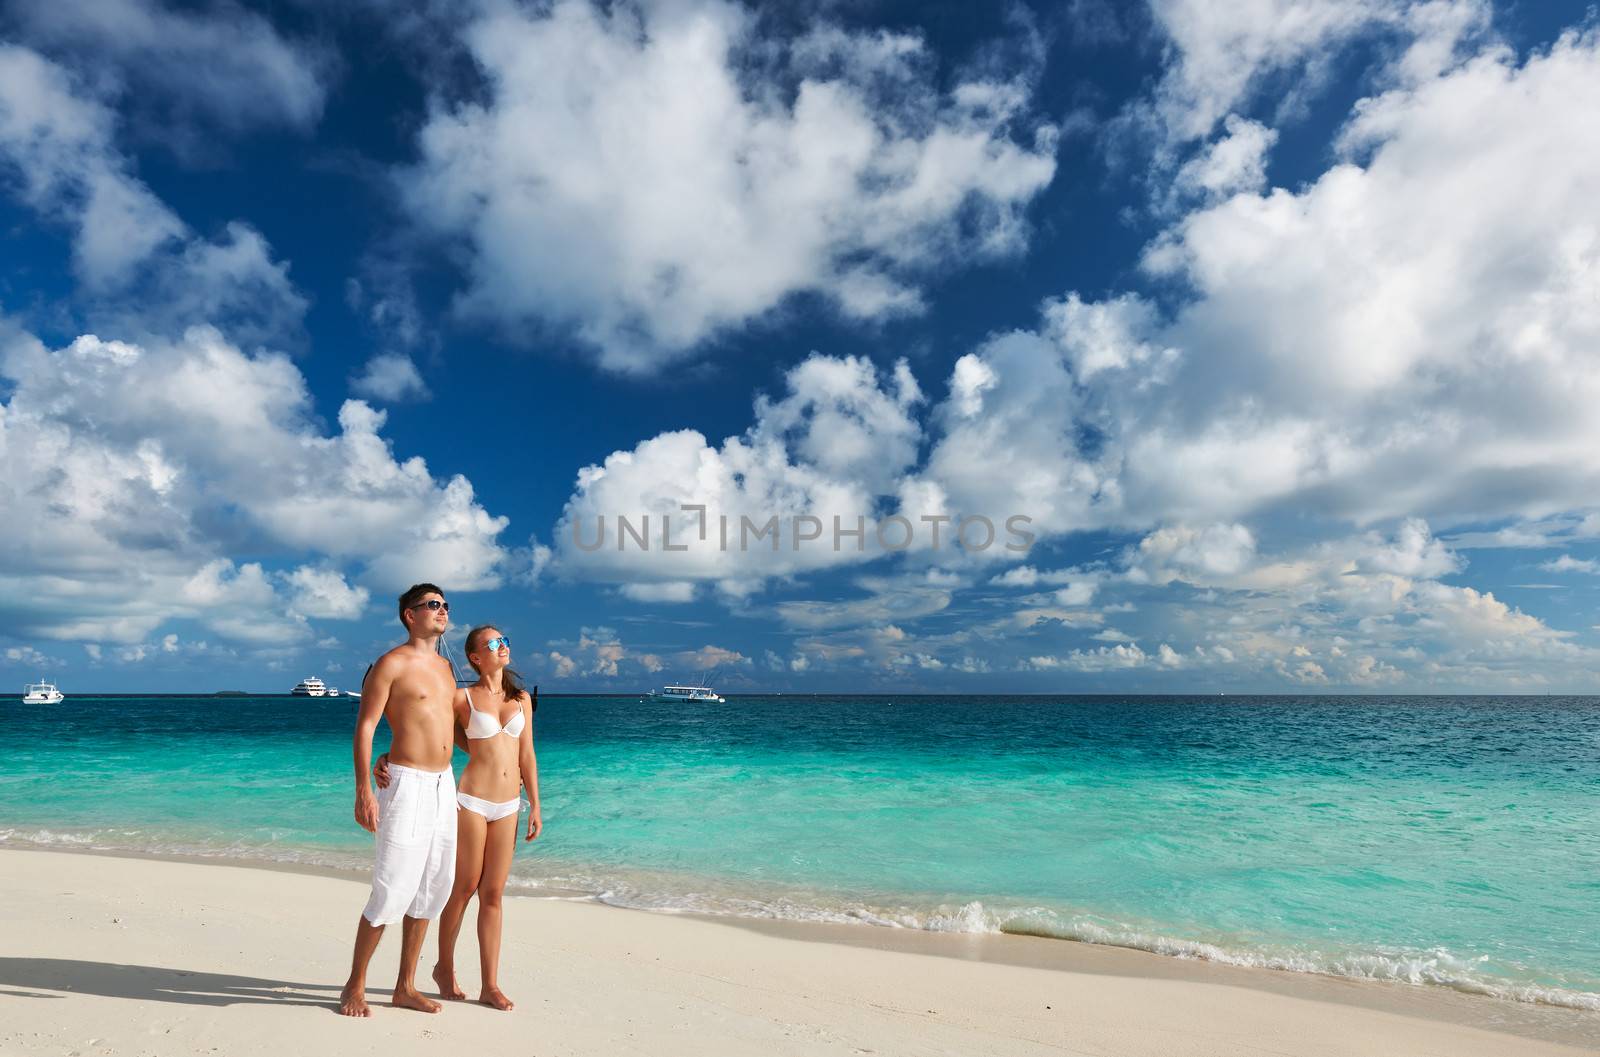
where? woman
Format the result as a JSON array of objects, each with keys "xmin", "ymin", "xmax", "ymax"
[{"xmin": 376, "ymin": 624, "xmax": 542, "ymax": 1010}]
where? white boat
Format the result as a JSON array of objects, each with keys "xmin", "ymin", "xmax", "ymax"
[
  {"xmin": 290, "ymin": 676, "xmax": 328, "ymax": 697},
  {"xmin": 22, "ymin": 678, "xmax": 64, "ymax": 705},
  {"xmin": 324, "ymin": 686, "xmax": 340, "ymax": 697},
  {"xmin": 646, "ymin": 682, "xmax": 725, "ymax": 703}
]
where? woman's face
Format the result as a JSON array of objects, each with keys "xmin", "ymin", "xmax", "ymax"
[{"xmin": 471, "ymin": 629, "xmax": 510, "ymax": 673}]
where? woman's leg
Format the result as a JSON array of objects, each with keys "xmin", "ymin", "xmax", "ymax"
[
  {"xmin": 432, "ymin": 806, "xmax": 486, "ymax": 1000},
  {"xmin": 475, "ymin": 812, "xmax": 520, "ymax": 1010}
]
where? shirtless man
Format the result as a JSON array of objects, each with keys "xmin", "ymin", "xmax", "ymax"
[{"xmin": 338, "ymin": 583, "xmax": 460, "ymax": 1018}]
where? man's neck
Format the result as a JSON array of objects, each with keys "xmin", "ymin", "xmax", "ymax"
[{"xmin": 403, "ymin": 631, "xmax": 443, "ymax": 654}]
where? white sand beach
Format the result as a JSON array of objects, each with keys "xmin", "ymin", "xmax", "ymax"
[{"xmin": 1, "ymin": 849, "xmax": 1594, "ymax": 1057}]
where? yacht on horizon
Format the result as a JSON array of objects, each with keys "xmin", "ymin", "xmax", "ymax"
[
  {"xmin": 646, "ymin": 679, "xmax": 725, "ymax": 704},
  {"xmin": 290, "ymin": 676, "xmax": 328, "ymax": 697},
  {"xmin": 22, "ymin": 678, "xmax": 64, "ymax": 705}
]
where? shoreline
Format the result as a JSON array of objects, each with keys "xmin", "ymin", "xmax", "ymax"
[
  {"xmin": 9, "ymin": 835, "xmax": 1599, "ymax": 1015},
  {"xmin": 3, "ymin": 846, "xmax": 1595, "ymax": 1052}
]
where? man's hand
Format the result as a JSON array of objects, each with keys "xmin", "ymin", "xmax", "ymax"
[
  {"xmin": 355, "ymin": 786, "xmax": 379, "ymax": 833},
  {"xmin": 525, "ymin": 804, "xmax": 543, "ymax": 842},
  {"xmin": 373, "ymin": 752, "xmax": 391, "ymax": 789}
]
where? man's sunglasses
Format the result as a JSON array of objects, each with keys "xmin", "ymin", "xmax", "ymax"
[
  {"xmin": 407, "ymin": 599, "xmax": 449, "ymax": 613},
  {"xmin": 480, "ymin": 636, "xmax": 510, "ymax": 652}
]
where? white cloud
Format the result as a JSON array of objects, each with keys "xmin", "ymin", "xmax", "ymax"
[
  {"xmin": 554, "ymin": 354, "xmax": 923, "ymax": 591},
  {"xmin": 675, "ymin": 644, "xmax": 749, "ymax": 670},
  {"xmin": 5, "ymin": 645, "xmax": 52, "ymax": 667},
  {"xmin": 0, "ymin": 326, "xmax": 510, "ymax": 643},
  {"xmin": 403, "ymin": 0, "xmax": 1056, "ymax": 369},
  {"xmin": 1540, "ymin": 554, "xmax": 1599, "ymax": 575},
  {"xmin": 0, "ymin": 44, "xmax": 183, "ymax": 286},
  {"xmin": 1127, "ymin": 523, "xmax": 1257, "ymax": 586},
  {"xmin": 1054, "ymin": 581, "xmax": 1098, "ymax": 607},
  {"xmin": 1136, "ymin": 0, "xmax": 1490, "ymax": 147},
  {"xmin": 938, "ymin": 30, "xmax": 1600, "ymax": 541},
  {"xmin": 776, "ymin": 577, "xmax": 953, "ymax": 631},
  {"xmin": 619, "ymin": 581, "xmax": 697, "ymax": 603},
  {"xmin": 286, "ymin": 567, "xmax": 371, "ymax": 619},
  {"xmin": 350, "ymin": 353, "xmax": 431, "ymax": 403},
  {"xmin": 1172, "ymin": 115, "xmax": 1277, "ymax": 203},
  {"xmin": 1125, "ymin": 31, "xmax": 1600, "ymax": 527},
  {"xmin": 0, "ymin": 46, "xmax": 307, "ymax": 342},
  {"xmin": 9, "ymin": 0, "xmax": 329, "ymax": 135},
  {"xmin": 1026, "ymin": 642, "xmax": 1151, "ymax": 672}
]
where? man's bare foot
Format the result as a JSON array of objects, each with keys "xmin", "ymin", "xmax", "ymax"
[
  {"xmin": 431, "ymin": 964, "xmax": 467, "ymax": 1001},
  {"xmin": 391, "ymin": 986, "xmax": 442, "ymax": 1014},
  {"xmin": 338, "ymin": 982, "xmax": 371, "ymax": 1018},
  {"xmin": 480, "ymin": 986, "xmax": 514, "ymax": 1011}
]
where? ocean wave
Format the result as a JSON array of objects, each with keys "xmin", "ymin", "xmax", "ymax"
[
  {"xmin": 6, "ymin": 828, "xmax": 1596, "ymax": 1013},
  {"xmin": 513, "ymin": 870, "xmax": 1600, "ymax": 1013}
]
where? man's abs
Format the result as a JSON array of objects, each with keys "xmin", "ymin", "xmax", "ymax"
[{"xmin": 385, "ymin": 667, "xmax": 456, "ymax": 770}]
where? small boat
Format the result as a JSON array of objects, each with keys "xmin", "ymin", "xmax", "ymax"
[
  {"xmin": 646, "ymin": 681, "xmax": 724, "ymax": 704},
  {"xmin": 324, "ymin": 686, "xmax": 340, "ymax": 697},
  {"xmin": 343, "ymin": 690, "xmax": 361, "ymax": 698},
  {"xmin": 290, "ymin": 676, "xmax": 328, "ymax": 697},
  {"xmin": 22, "ymin": 678, "xmax": 64, "ymax": 705}
]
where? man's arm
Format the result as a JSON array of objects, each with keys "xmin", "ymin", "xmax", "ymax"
[
  {"xmin": 518, "ymin": 688, "xmax": 541, "ymax": 842},
  {"xmin": 353, "ymin": 657, "xmax": 396, "ymax": 832}
]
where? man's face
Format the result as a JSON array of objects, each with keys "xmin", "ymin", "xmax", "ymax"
[{"xmin": 406, "ymin": 593, "xmax": 449, "ymax": 633}]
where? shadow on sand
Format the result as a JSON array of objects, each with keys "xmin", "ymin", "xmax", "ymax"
[{"xmin": 0, "ymin": 958, "xmax": 365, "ymax": 1011}]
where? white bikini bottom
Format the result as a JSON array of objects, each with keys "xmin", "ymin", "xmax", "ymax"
[{"xmin": 456, "ymin": 790, "xmax": 522, "ymax": 822}]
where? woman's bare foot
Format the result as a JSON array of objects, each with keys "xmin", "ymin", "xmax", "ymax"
[
  {"xmin": 391, "ymin": 986, "xmax": 442, "ymax": 1013},
  {"xmin": 338, "ymin": 981, "xmax": 371, "ymax": 1017},
  {"xmin": 431, "ymin": 964, "xmax": 467, "ymax": 1001},
  {"xmin": 479, "ymin": 986, "xmax": 514, "ymax": 1011}
]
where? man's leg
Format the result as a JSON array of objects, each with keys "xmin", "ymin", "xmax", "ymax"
[
  {"xmin": 392, "ymin": 915, "xmax": 441, "ymax": 1013},
  {"xmin": 338, "ymin": 917, "xmax": 385, "ymax": 1017}
]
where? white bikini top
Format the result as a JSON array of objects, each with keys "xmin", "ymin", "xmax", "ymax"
[{"xmin": 464, "ymin": 689, "xmax": 526, "ymax": 740}]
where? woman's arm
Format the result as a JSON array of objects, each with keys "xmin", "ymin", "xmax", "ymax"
[{"xmin": 518, "ymin": 693, "xmax": 541, "ymax": 841}]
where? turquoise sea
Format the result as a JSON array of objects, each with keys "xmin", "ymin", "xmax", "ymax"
[{"xmin": 2, "ymin": 694, "xmax": 1596, "ymax": 1010}]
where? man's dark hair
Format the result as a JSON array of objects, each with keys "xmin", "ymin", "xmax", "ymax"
[{"xmin": 398, "ymin": 582, "xmax": 445, "ymax": 625}]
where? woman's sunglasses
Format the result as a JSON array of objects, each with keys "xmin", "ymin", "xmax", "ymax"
[{"xmin": 479, "ymin": 636, "xmax": 510, "ymax": 653}]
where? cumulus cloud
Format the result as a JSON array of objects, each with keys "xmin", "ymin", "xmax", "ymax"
[
  {"xmin": 402, "ymin": 0, "xmax": 1057, "ymax": 369},
  {"xmin": 0, "ymin": 325, "xmax": 510, "ymax": 643},
  {"xmin": 285, "ymin": 567, "xmax": 371, "ymax": 619},
  {"xmin": 1171, "ymin": 114, "xmax": 1277, "ymax": 204},
  {"xmin": 5, "ymin": 645, "xmax": 53, "ymax": 667},
  {"xmin": 554, "ymin": 354, "xmax": 923, "ymax": 591},
  {"xmin": 1127, "ymin": 523, "xmax": 1257, "ymax": 586},
  {"xmin": 350, "ymin": 353, "xmax": 430, "ymax": 403},
  {"xmin": 0, "ymin": 44, "xmax": 183, "ymax": 286},
  {"xmin": 1133, "ymin": 0, "xmax": 1490, "ymax": 148},
  {"xmin": 8, "ymin": 0, "xmax": 329, "ymax": 136},
  {"xmin": 934, "ymin": 30, "xmax": 1600, "ymax": 539},
  {"xmin": 0, "ymin": 45, "xmax": 307, "ymax": 342}
]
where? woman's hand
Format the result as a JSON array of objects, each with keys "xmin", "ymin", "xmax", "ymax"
[
  {"xmin": 373, "ymin": 752, "xmax": 391, "ymax": 789},
  {"xmin": 525, "ymin": 803, "xmax": 542, "ymax": 842}
]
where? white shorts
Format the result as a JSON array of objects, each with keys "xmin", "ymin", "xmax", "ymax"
[{"xmin": 361, "ymin": 763, "xmax": 457, "ymax": 926}]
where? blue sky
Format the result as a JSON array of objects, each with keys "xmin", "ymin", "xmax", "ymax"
[{"xmin": 3, "ymin": 0, "xmax": 1599, "ymax": 693}]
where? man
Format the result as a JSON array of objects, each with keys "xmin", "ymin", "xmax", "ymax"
[{"xmin": 338, "ymin": 583, "xmax": 460, "ymax": 1018}]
